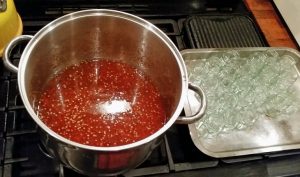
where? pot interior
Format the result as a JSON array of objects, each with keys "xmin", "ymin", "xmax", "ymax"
[{"xmin": 23, "ymin": 13, "xmax": 183, "ymax": 139}]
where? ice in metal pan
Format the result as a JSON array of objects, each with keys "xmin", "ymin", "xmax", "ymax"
[{"xmin": 182, "ymin": 48, "xmax": 300, "ymax": 157}]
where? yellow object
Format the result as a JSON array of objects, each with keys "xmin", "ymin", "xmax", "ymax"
[{"xmin": 0, "ymin": 0, "xmax": 23, "ymax": 57}]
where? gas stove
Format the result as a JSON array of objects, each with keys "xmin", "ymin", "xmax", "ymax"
[{"xmin": 1, "ymin": 0, "xmax": 300, "ymax": 177}]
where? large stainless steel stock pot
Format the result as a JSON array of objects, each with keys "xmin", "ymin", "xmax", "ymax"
[{"xmin": 3, "ymin": 9, "xmax": 206, "ymax": 176}]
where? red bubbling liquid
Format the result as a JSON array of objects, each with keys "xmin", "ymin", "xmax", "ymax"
[{"xmin": 37, "ymin": 60, "xmax": 167, "ymax": 147}]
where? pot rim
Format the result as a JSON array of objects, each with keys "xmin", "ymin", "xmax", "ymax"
[{"xmin": 18, "ymin": 9, "xmax": 188, "ymax": 151}]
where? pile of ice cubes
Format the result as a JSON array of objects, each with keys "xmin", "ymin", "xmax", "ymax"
[{"xmin": 186, "ymin": 50, "xmax": 299, "ymax": 138}]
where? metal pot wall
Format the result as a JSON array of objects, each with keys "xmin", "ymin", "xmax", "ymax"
[{"xmin": 3, "ymin": 9, "xmax": 206, "ymax": 176}]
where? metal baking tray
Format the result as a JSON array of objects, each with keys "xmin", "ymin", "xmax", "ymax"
[{"xmin": 182, "ymin": 47, "xmax": 300, "ymax": 158}]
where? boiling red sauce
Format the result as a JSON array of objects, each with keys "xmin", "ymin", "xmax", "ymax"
[{"xmin": 37, "ymin": 60, "xmax": 166, "ymax": 147}]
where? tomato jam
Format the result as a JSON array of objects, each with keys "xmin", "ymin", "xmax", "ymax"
[{"xmin": 37, "ymin": 60, "xmax": 166, "ymax": 147}]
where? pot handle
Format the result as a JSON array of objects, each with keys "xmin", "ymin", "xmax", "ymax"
[
  {"xmin": 176, "ymin": 83, "xmax": 207, "ymax": 124},
  {"xmin": 3, "ymin": 35, "xmax": 33, "ymax": 73}
]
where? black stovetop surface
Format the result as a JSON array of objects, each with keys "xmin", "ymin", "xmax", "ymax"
[{"xmin": 1, "ymin": 0, "xmax": 300, "ymax": 176}]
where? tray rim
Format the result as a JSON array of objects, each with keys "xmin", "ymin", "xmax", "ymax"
[
  {"xmin": 182, "ymin": 47, "xmax": 300, "ymax": 158},
  {"xmin": 181, "ymin": 47, "xmax": 300, "ymax": 57}
]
